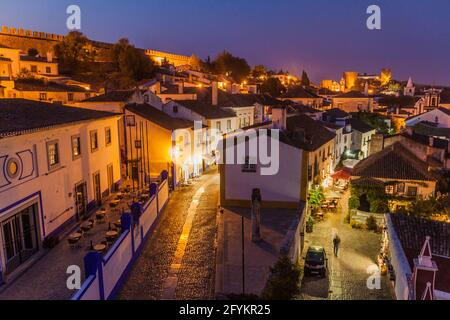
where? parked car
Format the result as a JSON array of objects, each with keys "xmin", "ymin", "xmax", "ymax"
[{"xmin": 304, "ymin": 246, "xmax": 328, "ymax": 277}]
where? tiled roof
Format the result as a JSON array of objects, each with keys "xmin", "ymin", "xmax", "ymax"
[
  {"xmin": 196, "ymin": 87, "xmax": 284, "ymax": 108},
  {"xmin": 325, "ymin": 108, "xmax": 350, "ymax": 119},
  {"xmin": 413, "ymin": 122, "xmax": 450, "ymax": 139},
  {"xmin": 352, "ymin": 142, "xmax": 435, "ymax": 181},
  {"xmin": 285, "ymin": 114, "xmax": 336, "ymax": 151},
  {"xmin": 406, "ymin": 107, "xmax": 450, "ymax": 122},
  {"xmin": 14, "ymin": 79, "xmax": 90, "ymax": 92},
  {"xmin": 125, "ymin": 103, "xmax": 193, "ymax": 130},
  {"xmin": 349, "ymin": 118, "xmax": 375, "ymax": 133},
  {"xmin": 281, "ymin": 86, "xmax": 321, "ymax": 99},
  {"xmin": 83, "ymin": 90, "xmax": 136, "ymax": 102},
  {"xmin": 334, "ymin": 91, "xmax": 370, "ymax": 98},
  {"xmin": 160, "ymin": 83, "xmax": 197, "ymax": 95},
  {"xmin": 389, "ymin": 213, "xmax": 450, "ymax": 295},
  {"xmin": 174, "ymin": 100, "xmax": 236, "ymax": 120},
  {"xmin": 0, "ymin": 99, "xmax": 118, "ymax": 138},
  {"xmin": 19, "ymin": 55, "xmax": 57, "ymax": 63}
]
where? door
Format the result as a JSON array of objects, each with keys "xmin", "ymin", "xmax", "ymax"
[
  {"xmin": 107, "ymin": 164, "xmax": 114, "ymax": 194},
  {"xmin": 1, "ymin": 204, "xmax": 39, "ymax": 274},
  {"xmin": 75, "ymin": 182, "xmax": 87, "ymax": 220},
  {"xmin": 93, "ymin": 172, "xmax": 102, "ymax": 206}
]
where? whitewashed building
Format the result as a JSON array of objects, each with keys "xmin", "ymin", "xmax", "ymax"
[{"xmin": 0, "ymin": 99, "xmax": 121, "ymax": 282}]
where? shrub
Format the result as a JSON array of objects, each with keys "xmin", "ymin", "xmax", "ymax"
[
  {"xmin": 350, "ymin": 221, "xmax": 363, "ymax": 229},
  {"xmin": 261, "ymin": 255, "xmax": 301, "ymax": 300},
  {"xmin": 366, "ymin": 215, "xmax": 378, "ymax": 231},
  {"xmin": 348, "ymin": 195, "xmax": 360, "ymax": 210},
  {"xmin": 306, "ymin": 216, "xmax": 314, "ymax": 233}
]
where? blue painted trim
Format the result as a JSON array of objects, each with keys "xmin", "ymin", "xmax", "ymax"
[
  {"xmin": 106, "ymin": 205, "xmax": 165, "ymax": 300},
  {"xmin": 0, "ymin": 191, "xmax": 45, "ymax": 237},
  {"xmin": 102, "ymin": 230, "xmax": 130, "ymax": 264},
  {"xmin": 0, "ymin": 155, "xmax": 11, "ymax": 188},
  {"xmin": 70, "ymin": 274, "xmax": 96, "ymax": 300},
  {"xmin": 72, "ymin": 183, "xmax": 170, "ymax": 301},
  {"xmin": 17, "ymin": 149, "xmax": 35, "ymax": 181},
  {"xmin": 46, "ymin": 213, "xmax": 77, "ymax": 239}
]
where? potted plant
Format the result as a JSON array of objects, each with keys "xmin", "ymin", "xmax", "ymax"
[{"xmin": 306, "ymin": 216, "xmax": 314, "ymax": 233}]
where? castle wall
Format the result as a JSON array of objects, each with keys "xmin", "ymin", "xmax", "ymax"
[{"xmin": 0, "ymin": 26, "xmax": 62, "ymax": 55}]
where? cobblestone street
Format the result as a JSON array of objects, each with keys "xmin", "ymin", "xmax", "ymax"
[
  {"xmin": 299, "ymin": 190, "xmax": 393, "ymax": 300},
  {"xmin": 117, "ymin": 171, "xmax": 219, "ymax": 300}
]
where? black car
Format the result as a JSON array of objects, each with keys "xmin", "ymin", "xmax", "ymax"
[{"xmin": 304, "ymin": 246, "xmax": 328, "ymax": 277}]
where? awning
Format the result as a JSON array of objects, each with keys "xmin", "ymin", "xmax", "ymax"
[{"xmin": 332, "ymin": 169, "xmax": 352, "ymax": 181}]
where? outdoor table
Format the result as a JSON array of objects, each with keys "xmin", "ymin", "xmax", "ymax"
[
  {"xmin": 93, "ymin": 244, "xmax": 107, "ymax": 253},
  {"xmin": 110, "ymin": 200, "xmax": 120, "ymax": 208},
  {"xmin": 114, "ymin": 220, "xmax": 122, "ymax": 228},
  {"xmin": 70, "ymin": 232, "xmax": 82, "ymax": 240},
  {"xmin": 81, "ymin": 224, "xmax": 92, "ymax": 233},
  {"xmin": 106, "ymin": 230, "xmax": 119, "ymax": 241}
]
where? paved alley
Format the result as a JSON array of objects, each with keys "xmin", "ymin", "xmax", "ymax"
[
  {"xmin": 299, "ymin": 190, "xmax": 393, "ymax": 300},
  {"xmin": 117, "ymin": 171, "xmax": 219, "ymax": 300}
]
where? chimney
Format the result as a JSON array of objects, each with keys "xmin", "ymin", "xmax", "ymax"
[
  {"xmin": 178, "ymin": 82, "xmax": 184, "ymax": 94},
  {"xmin": 413, "ymin": 236, "xmax": 438, "ymax": 300},
  {"xmin": 46, "ymin": 51, "xmax": 53, "ymax": 63},
  {"xmin": 212, "ymin": 81, "xmax": 218, "ymax": 106},
  {"xmin": 272, "ymin": 106, "xmax": 287, "ymax": 130},
  {"xmin": 155, "ymin": 81, "xmax": 161, "ymax": 94}
]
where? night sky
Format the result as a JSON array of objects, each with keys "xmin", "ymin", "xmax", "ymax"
[{"xmin": 1, "ymin": 0, "xmax": 450, "ymax": 85}]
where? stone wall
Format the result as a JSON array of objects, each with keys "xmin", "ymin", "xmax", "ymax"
[{"xmin": 0, "ymin": 26, "xmax": 61, "ymax": 55}]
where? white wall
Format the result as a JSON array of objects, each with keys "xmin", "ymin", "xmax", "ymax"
[
  {"xmin": 224, "ymin": 135, "xmax": 302, "ymax": 203},
  {"xmin": 0, "ymin": 116, "xmax": 121, "ymax": 242},
  {"xmin": 405, "ymin": 108, "xmax": 450, "ymax": 128}
]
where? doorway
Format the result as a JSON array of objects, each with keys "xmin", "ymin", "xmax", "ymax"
[
  {"xmin": 75, "ymin": 182, "xmax": 87, "ymax": 221},
  {"xmin": 1, "ymin": 203, "xmax": 39, "ymax": 274},
  {"xmin": 107, "ymin": 164, "xmax": 114, "ymax": 194},
  {"xmin": 93, "ymin": 172, "xmax": 102, "ymax": 206}
]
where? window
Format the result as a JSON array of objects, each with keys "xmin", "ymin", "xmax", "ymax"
[
  {"xmin": 105, "ymin": 127, "xmax": 112, "ymax": 146},
  {"xmin": 46, "ymin": 66, "xmax": 51, "ymax": 74},
  {"xmin": 47, "ymin": 140, "xmax": 60, "ymax": 169},
  {"xmin": 173, "ymin": 105, "xmax": 179, "ymax": 113},
  {"xmin": 71, "ymin": 135, "xmax": 81, "ymax": 159},
  {"xmin": 227, "ymin": 120, "xmax": 232, "ymax": 131},
  {"xmin": 407, "ymin": 186, "xmax": 418, "ymax": 197},
  {"xmin": 144, "ymin": 95, "xmax": 149, "ymax": 103},
  {"xmin": 30, "ymin": 65, "xmax": 37, "ymax": 73},
  {"xmin": 39, "ymin": 93, "xmax": 47, "ymax": 101},
  {"xmin": 68, "ymin": 93, "xmax": 74, "ymax": 101},
  {"xmin": 216, "ymin": 121, "xmax": 221, "ymax": 132},
  {"xmin": 385, "ymin": 185, "xmax": 394, "ymax": 195},
  {"xmin": 126, "ymin": 115, "xmax": 135, "ymax": 127},
  {"xmin": 396, "ymin": 183, "xmax": 405, "ymax": 194},
  {"xmin": 242, "ymin": 156, "xmax": 257, "ymax": 173},
  {"xmin": 90, "ymin": 130, "xmax": 99, "ymax": 152}
]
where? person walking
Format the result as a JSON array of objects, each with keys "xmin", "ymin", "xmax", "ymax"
[{"xmin": 333, "ymin": 234, "xmax": 341, "ymax": 257}]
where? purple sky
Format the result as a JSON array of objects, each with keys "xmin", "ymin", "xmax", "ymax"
[{"xmin": 1, "ymin": 0, "xmax": 450, "ymax": 85}]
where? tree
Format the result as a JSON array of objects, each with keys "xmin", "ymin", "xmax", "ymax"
[
  {"xmin": 54, "ymin": 31, "xmax": 90, "ymax": 74},
  {"xmin": 260, "ymin": 77, "xmax": 285, "ymax": 97},
  {"xmin": 251, "ymin": 65, "xmax": 268, "ymax": 79},
  {"xmin": 309, "ymin": 186, "xmax": 325, "ymax": 213},
  {"xmin": 211, "ymin": 50, "xmax": 250, "ymax": 83},
  {"xmin": 261, "ymin": 255, "xmax": 301, "ymax": 300},
  {"xmin": 111, "ymin": 38, "xmax": 154, "ymax": 81},
  {"xmin": 301, "ymin": 70, "xmax": 310, "ymax": 87},
  {"xmin": 27, "ymin": 48, "xmax": 39, "ymax": 57}
]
